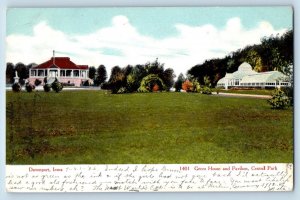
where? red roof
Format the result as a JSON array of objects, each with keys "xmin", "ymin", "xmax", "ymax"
[{"xmin": 33, "ymin": 57, "xmax": 88, "ymax": 70}]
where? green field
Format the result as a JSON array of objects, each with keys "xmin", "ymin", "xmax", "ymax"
[{"xmin": 6, "ymin": 90, "xmax": 293, "ymax": 164}]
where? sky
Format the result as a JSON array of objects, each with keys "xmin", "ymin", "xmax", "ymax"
[{"xmin": 6, "ymin": 7, "xmax": 293, "ymax": 76}]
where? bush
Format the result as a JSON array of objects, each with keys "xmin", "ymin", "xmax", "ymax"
[
  {"xmin": 268, "ymin": 88, "xmax": 290, "ymax": 109},
  {"xmin": 138, "ymin": 74, "xmax": 165, "ymax": 93},
  {"xmin": 34, "ymin": 79, "xmax": 42, "ymax": 86},
  {"xmin": 152, "ymin": 84, "xmax": 160, "ymax": 92},
  {"xmin": 19, "ymin": 79, "xmax": 25, "ymax": 86},
  {"xmin": 281, "ymin": 87, "xmax": 293, "ymax": 106},
  {"xmin": 83, "ymin": 80, "xmax": 90, "ymax": 86},
  {"xmin": 117, "ymin": 87, "xmax": 127, "ymax": 94},
  {"xmin": 12, "ymin": 83, "xmax": 21, "ymax": 92},
  {"xmin": 43, "ymin": 84, "xmax": 51, "ymax": 92},
  {"xmin": 101, "ymin": 82, "xmax": 110, "ymax": 90},
  {"xmin": 191, "ymin": 79, "xmax": 201, "ymax": 93},
  {"xmin": 202, "ymin": 86, "xmax": 212, "ymax": 95},
  {"xmin": 25, "ymin": 83, "xmax": 35, "ymax": 92},
  {"xmin": 51, "ymin": 79, "xmax": 63, "ymax": 93},
  {"xmin": 182, "ymin": 80, "xmax": 193, "ymax": 92},
  {"xmin": 61, "ymin": 82, "xmax": 75, "ymax": 87}
]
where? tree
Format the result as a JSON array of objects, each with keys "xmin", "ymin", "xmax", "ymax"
[
  {"xmin": 15, "ymin": 62, "xmax": 28, "ymax": 85},
  {"xmin": 125, "ymin": 65, "xmax": 146, "ymax": 92},
  {"xmin": 108, "ymin": 66, "xmax": 125, "ymax": 93},
  {"xmin": 174, "ymin": 73, "xmax": 185, "ymax": 92},
  {"xmin": 6, "ymin": 62, "xmax": 15, "ymax": 84},
  {"xmin": 162, "ymin": 68, "xmax": 175, "ymax": 91},
  {"xmin": 88, "ymin": 66, "xmax": 96, "ymax": 80},
  {"xmin": 242, "ymin": 49, "xmax": 263, "ymax": 72},
  {"xmin": 95, "ymin": 65, "xmax": 107, "ymax": 86},
  {"xmin": 145, "ymin": 58, "xmax": 164, "ymax": 75},
  {"xmin": 186, "ymin": 30, "xmax": 293, "ymax": 88}
]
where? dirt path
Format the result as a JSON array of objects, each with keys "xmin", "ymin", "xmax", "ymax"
[{"xmin": 213, "ymin": 92, "xmax": 271, "ymax": 99}]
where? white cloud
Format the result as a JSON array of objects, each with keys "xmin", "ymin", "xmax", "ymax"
[{"xmin": 6, "ymin": 15, "xmax": 287, "ymax": 77}]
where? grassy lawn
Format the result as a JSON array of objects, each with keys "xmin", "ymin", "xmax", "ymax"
[
  {"xmin": 215, "ymin": 89, "xmax": 273, "ymax": 95},
  {"xmin": 6, "ymin": 90, "xmax": 293, "ymax": 164}
]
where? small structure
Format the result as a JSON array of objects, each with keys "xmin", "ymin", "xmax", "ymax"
[
  {"xmin": 217, "ymin": 62, "xmax": 290, "ymax": 89},
  {"xmin": 28, "ymin": 53, "xmax": 89, "ymax": 87},
  {"xmin": 14, "ymin": 71, "xmax": 19, "ymax": 84}
]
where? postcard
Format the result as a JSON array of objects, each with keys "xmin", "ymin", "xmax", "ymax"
[{"xmin": 5, "ymin": 7, "xmax": 293, "ymax": 192}]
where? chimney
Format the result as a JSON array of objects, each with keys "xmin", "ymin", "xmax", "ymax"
[{"xmin": 53, "ymin": 50, "xmax": 55, "ymax": 65}]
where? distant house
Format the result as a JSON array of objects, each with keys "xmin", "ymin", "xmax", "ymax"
[
  {"xmin": 217, "ymin": 62, "xmax": 291, "ymax": 89},
  {"xmin": 28, "ymin": 57, "xmax": 89, "ymax": 87}
]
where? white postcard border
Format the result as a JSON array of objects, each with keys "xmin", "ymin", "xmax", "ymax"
[{"xmin": 6, "ymin": 163, "xmax": 293, "ymax": 192}]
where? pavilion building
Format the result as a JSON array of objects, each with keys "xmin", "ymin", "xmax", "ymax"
[
  {"xmin": 217, "ymin": 62, "xmax": 290, "ymax": 89},
  {"xmin": 28, "ymin": 56, "xmax": 89, "ymax": 87}
]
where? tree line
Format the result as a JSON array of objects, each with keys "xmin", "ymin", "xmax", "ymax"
[
  {"xmin": 6, "ymin": 59, "xmax": 175, "ymax": 94},
  {"xmin": 186, "ymin": 30, "xmax": 293, "ymax": 87},
  {"xmin": 7, "ymin": 30, "xmax": 293, "ymax": 93},
  {"xmin": 103, "ymin": 59, "xmax": 175, "ymax": 94}
]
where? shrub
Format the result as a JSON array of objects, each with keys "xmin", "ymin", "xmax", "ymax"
[
  {"xmin": 19, "ymin": 79, "xmax": 25, "ymax": 86},
  {"xmin": 152, "ymin": 84, "xmax": 160, "ymax": 92},
  {"xmin": 12, "ymin": 83, "xmax": 21, "ymax": 92},
  {"xmin": 25, "ymin": 83, "xmax": 35, "ymax": 92},
  {"xmin": 101, "ymin": 82, "xmax": 110, "ymax": 90},
  {"xmin": 191, "ymin": 79, "xmax": 201, "ymax": 93},
  {"xmin": 138, "ymin": 74, "xmax": 165, "ymax": 93},
  {"xmin": 281, "ymin": 87, "xmax": 293, "ymax": 106},
  {"xmin": 51, "ymin": 79, "xmax": 63, "ymax": 93},
  {"xmin": 268, "ymin": 88, "xmax": 290, "ymax": 109},
  {"xmin": 182, "ymin": 80, "xmax": 193, "ymax": 92},
  {"xmin": 202, "ymin": 86, "xmax": 212, "ymax": 95},
  {"xmin": 43, "ymin": 84, "xmax": 51, "ymax": 92},
  {"xmin": 117, "ymin": 87, "xmax": 127, "ymax": 94},
  {"xmin": 82, "ymin": 80, "xmax": 90, "ymax": 86},
  {"xmin": 61, "ymin": 82, "xmax": 75, "ymax": 87},
  {"xmin": 34, "ymin": 79, "xmax": 42, "ymax": 86}
]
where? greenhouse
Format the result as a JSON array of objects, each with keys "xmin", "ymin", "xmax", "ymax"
[{"xmin": 217, "ymin": 62, "xmax": 291, "ymax": 89}]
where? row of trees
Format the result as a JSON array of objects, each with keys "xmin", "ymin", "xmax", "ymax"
[
  {"xmin": 104, "ymin": 59, "xmax": 175, "ymax": 94},
  {"xmin": 187, "ymin": 30, "xmax": 293, "ymax": 87},
  {"xmin": 6, "ymin": 62, "xmax": 37, "ymax": 84},
  {"xmin": 87, "ymin": 65, "xmax": 107, "ymax": 86},
  {"xmin": 7, "ymin": 30, "xmax": 293, "ymax": 94}
]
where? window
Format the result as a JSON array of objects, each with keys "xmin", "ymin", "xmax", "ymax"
[
  {"xmin": 60, "ymin": 70, "xmax": 65, "ymax": 77},
  {"xmin": 235, "ymin": 79, "xmax": 239, "ymax": 86},
  {"xmin": 66, "ymin": 70, "xmax": 72, "ymax": 77},
  {"xmin": 73, "ymin": 70, "xmax": 79, "ymax": 77},
  {"xmin": 38, "ymin": 70, "xmax": 44, "ymax": 77},
  {"xmin": 31, "ymin": 70, "xmax": 36, "ymax": 76}
]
